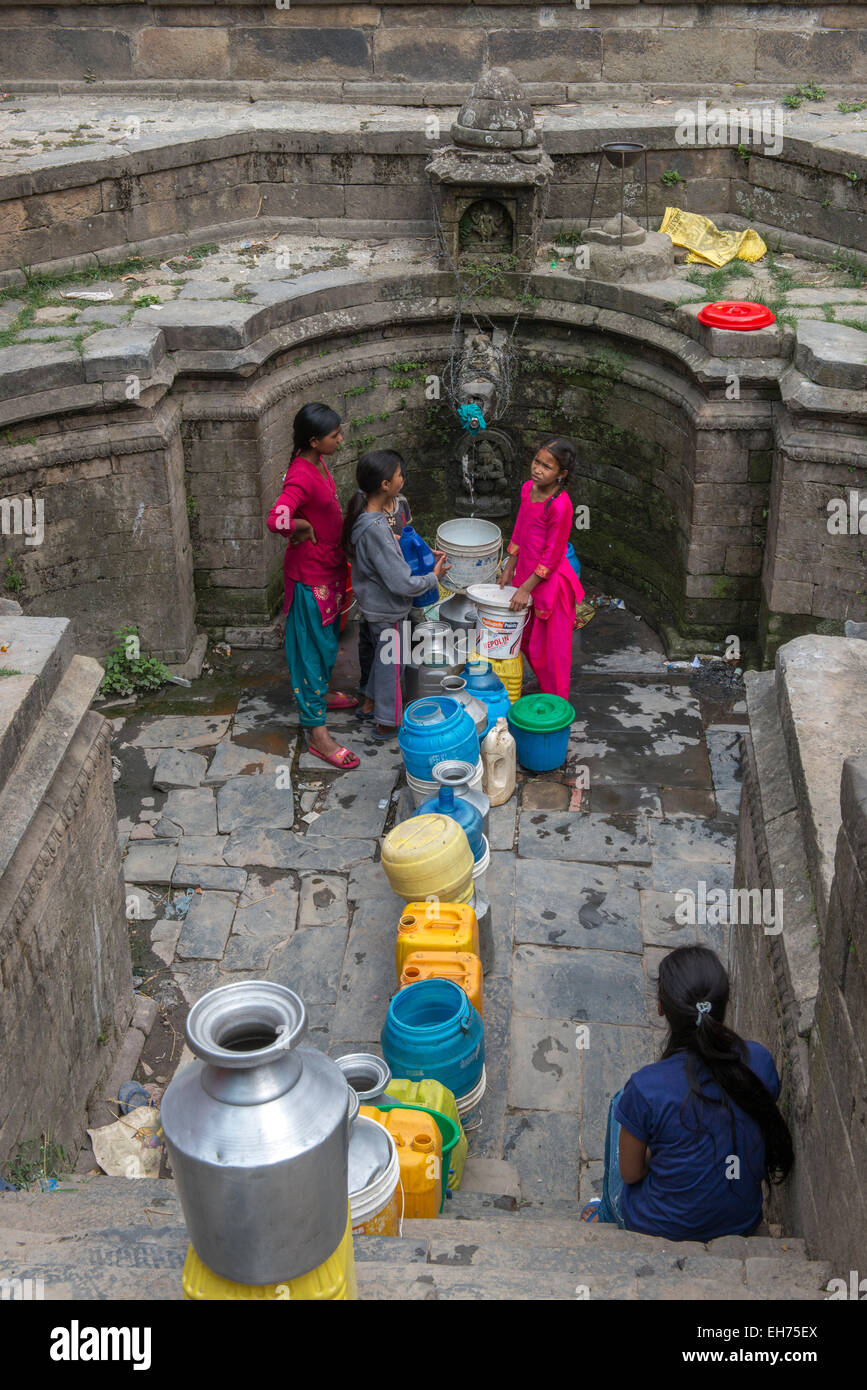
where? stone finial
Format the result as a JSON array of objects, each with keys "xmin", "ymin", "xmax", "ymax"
[{"xmin": 451, "ymin": 67, "xmax": 540, "ymax": 153}]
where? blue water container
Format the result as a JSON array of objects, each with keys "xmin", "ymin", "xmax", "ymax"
[
  {"xmin": 412, "ymin": 783, "xmax": 485, "ymax": 862},
  {"xmin": 565, "ymin": 543, "xmax": 582, "ymax": 579},
  {"xmin": 381, "ymin": 979, "xmax": 484, "ymax": 1097},
  {"xmin": 462, "ymin": 660, "xmax": 511, "ymax": 738},
  {"xmin": 400, "ymin": 525, "xmax": 440, "ymax": 608},
  {"xmin": 399, "ymin": 697, "xmax": 480, "ymax": 780}
]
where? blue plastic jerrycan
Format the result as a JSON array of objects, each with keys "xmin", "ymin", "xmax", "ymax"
[{"xmin": 400, "ymin": 525, "xmax": 440, "ymax": 608}]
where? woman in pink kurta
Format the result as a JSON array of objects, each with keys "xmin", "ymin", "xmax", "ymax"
[{"xmin": 498, "ymin": 438, "xmax": 585, "ymax": 700}]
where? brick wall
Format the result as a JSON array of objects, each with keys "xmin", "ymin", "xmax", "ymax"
[{"xmin": 2, "ymin": 4, "xmax": 865, "ymax": 97}]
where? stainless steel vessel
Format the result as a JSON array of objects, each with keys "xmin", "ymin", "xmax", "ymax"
[
  {"xmin": 440, "ymin": 675, "xmax": 488, "ymax": 737},
  {"xmin": 161, "ymin": 980, "xmax": 352, "ymax": 1284},
  {"xmin": 335, "ymin": 1052, "xmax": 392, "ymax": 1107},
  {"xmin": 404, "ymin": 620, "xmax": 466, "ymax": 702}
]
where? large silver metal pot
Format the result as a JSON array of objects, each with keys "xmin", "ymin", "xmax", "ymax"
[
  {"xmin": 404, "ymin": 620, "xmax": 466, "ymax": 703},
  {"xmin": 161, "ymin": 980, "xmax": 352, "ymax": 1284}
]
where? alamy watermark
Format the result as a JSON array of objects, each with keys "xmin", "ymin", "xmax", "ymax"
[
  {"xmin": 675, "ymin": 882, "xmax": 783, "ymax": 935},
  {"xmin": 675, "ymin": 99, "xmax": 784, "ymax": 158},
  {"xmin": 0, "ymin": 495, "xmax": 44, "ymax": 546}
]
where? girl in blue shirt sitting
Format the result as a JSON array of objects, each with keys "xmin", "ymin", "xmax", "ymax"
[{"xmin": 582, "ymin": 945, "xmax": 793, "ymax": 1242}]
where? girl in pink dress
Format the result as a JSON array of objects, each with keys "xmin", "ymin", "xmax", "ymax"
[{"xmin": 498, "ymin": 438, "xmax": 585, "ymax": 700}]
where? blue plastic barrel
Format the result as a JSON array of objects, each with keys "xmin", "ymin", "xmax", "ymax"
[
  {"xmin": 399, "ymin": 697, "xmax": 480, "ymax": 780},
  {"xmin": 412, "ymin": 783, "xmax": 485, "ymax": 862},
  {"xmin": 381, "ymin": 979, "xmax": 484, "ymax": 1097}
]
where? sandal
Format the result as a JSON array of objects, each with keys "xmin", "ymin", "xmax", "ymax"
[
  {"xmin": 371, "ymin": 725, "xmax": 398, "ymax": 742},
  {"xmin": 579, "ymin": 1199, "xmax": 602, "ymax": 1223},
  {"xmin": 307, "ymin": 743, "xmax": 360, "ymax": 770},
  {"xmin": 325, "ymin": 692, "xmax": 359, "ymax": 711}
]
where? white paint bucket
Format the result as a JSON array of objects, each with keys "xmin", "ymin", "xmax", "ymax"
[
  {"xmin": 467, "ymin": 583, "xmax": 531, "ymax": 659},
  {"xmin": 456, "ymin": 1065, "xmax": 487, "ymax": 1133},
  {"xmin": 349, "ymin": 1118, "xmax": 403, "ymax": 1237},
  {"xmin": 406, "ymin": 757, "xmax": 484, "ymax": 809},
  {"xmin": 436, "ymin": 519, "xmax": 502, "ymax": 594}
]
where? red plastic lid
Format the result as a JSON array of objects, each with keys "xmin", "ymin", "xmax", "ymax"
[{"xmin": 697, "ymin": 300, "xmax": 776, "ymax": 330}]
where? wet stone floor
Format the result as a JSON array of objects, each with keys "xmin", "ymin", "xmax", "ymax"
[{"xmin": 107, "ymin": 607, "xmax": 745, "ymax": 1215}]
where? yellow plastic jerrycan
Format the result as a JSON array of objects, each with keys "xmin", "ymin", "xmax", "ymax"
[
  {"xmin": 181, "ymin": 1206, "xmax": 357, "ymax": 1301},
  {"xmin": 381, "ymin": 815, "xmax": 474, "ymax": 906},
  {"xmin": 400, "ymin": 950, "xmax": 484, "ymax": 1017},
  {"xmin": 395, "ymin": 902, "xmax": 480, "ymax": 977},
  {"xmin": 360, "ymin": 1106, "xmax": 442, "ymax": 1219},
  {"xmin": 489, "ymin": 653, "xmax": 523, "ymax": 704},
  {"xmin": 385, "ymin": 1078, "xmax": 469, "ymax": 1190}
]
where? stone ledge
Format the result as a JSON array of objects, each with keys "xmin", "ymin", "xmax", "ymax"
[
  {"xmin": 0, "ymin": 654, "xmax": 105, "ymax": 882},
  {"xmin": 794, "ymin": 320, "xmax": 867, "ymax": 393},
  {"xmin": 776, "ymin": 635, "xmax": 867, "ymax": 926}
]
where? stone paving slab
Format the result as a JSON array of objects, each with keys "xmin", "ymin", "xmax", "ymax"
[
  {"xmin": 221, "ymin": 935, "xmax": 285, "ymax": 973},
  {"xmin": 650, "ymin": 857, "xmax": 735, "ymax": 894},
  {"xmin": 233, "ymin": 878, "xmax": 298, "ymax": 938},
  {"xmin": 152, "ymin": 748, "xmax": 208, "ymax": 790},
  {"xmin": 484, "ymin": 852, "xmax": 516, "ymax": 979},
  {"xmin": 471, "ymin": 975, "xmax": 511, "ymax": 1162},
  {"xmin": 176, "ymin": 891, "xmax": 237, "ymax": 961},
  {"xmin": 508, "ymin": 1016, "xmax": 583, "ymax": 1113},
  {"xmin": 122, "ymin": 841, "xmax": 179, "ymax": 885},
  {"xmin": 503, "ymin": 1110, "xmax": 581, "ymax": 1204},
  {"xmin": 131, "ymin": 716, "xmax": 231, "ymax": 749},
  {"xmin": 488, "ymin": 799, "xmax": 517, "ymax": 852},
  {"xmin": 568, "ymin": 731, "xmax": 712, "ymax": 789},
  {"xmin": 569, "ymin": 683, "xmax": 704, "ymax": 739},
  {"xmin": 639, "ymin": 889, "xmax": 696, "ymax": 949},
  {"xmin": 223, "ymin": 827, "xmax": 375, "ymax": 869},
  {"xmin": 171, "ymin": 864, "xmax": 248, "ymax": 893},
  {"xmin": 216, "ymin": 774, "xmax": 295, "ymax": 833},
  {"xmin": 518, "ymin": 811, "xmax": 651, "ymax": 865},
  {"xmin": 513, "ymin": 946, "xmax": 646, "ymax": 1026},
  {"xmin": 175, "ymin": 835, "xmax": 230, "ymax": 866},
  {"xmin": 298, "ymin": 873, "xmax": 349, "ymax": 929},
  {"xmin": 649, "ymin": 818, "xmax": 737, "ymax": 863},
  {"xmin": 515, "ymin": 860, "xmax": 642, "ymax": 953},
  {"xmin": 162, "ymin": 788, "xmax": 218, "ymax": 835},
  {"xmin": 266, "ymin": 925, "xmax": 349, "ymax": 1006},
  {"xmin": 587, "ymin": 785, "xmax": 663, "ymax": 816},
  {"xmin": 204, "ymin": 736, "xmax": 292, "ymax": 784}
]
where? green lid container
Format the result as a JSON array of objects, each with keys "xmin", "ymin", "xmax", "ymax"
[{"xmin": 508, "ymin": 693, "xmax": 575, "ymax": 732}]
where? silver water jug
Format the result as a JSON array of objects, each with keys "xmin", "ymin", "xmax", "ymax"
[
  {"xmin": 432, "ymin": 757, "xmax": 491, "ymax": 837},
  {"xmin": 404, "ymin": 620, "xmax": 466, "ymax": 703},
  {"xmin": 335, "ymin": 1052, "xmax": 392, "ymax": 1107},
  {"xmin": 161, "ymin": 980, "xmax": 352, "ymax": 1284},
  {"xmin": 438, "ymin": 593, "xmax": 478, "ymax": 637},
  {"xmin": 440, "ymin": 675, "xmax": 488, "ymax": 738}
]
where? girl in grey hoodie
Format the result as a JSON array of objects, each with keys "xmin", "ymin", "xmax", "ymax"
[{"xmin": 342, "ymin": 451, "xmax": 450, "ymax": 738}]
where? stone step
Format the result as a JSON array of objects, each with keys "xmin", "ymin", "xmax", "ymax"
[{"xmin": 0, "ymin": 1179, "xmax": 832, "ymax": 1301}]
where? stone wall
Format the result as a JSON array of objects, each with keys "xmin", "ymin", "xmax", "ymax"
[
  {"xmin": 732, "ymin": 635, "xmax": 867, "ymax": 1274},
  {"xmin": 0, "ymin": 267, "xmax": 863, "ymax": 665},
  {"xmin": 0, "ymin": 612, "xmax": 135, "ymax": 1169},
  {"xmin": 3, "ymin": 3, "xmax": 865, "ymax": 99},
  {"xmin": 1, "ymin": 125, "xmax": 865, "ymax": 283}
]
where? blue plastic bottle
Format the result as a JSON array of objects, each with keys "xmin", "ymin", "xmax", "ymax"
[
  {"xmin": 462, "ymin": 660, "xmax": 511, "ymax": 738},
  {"xmin": 412, "ymin": 783, "xmax": 485, "ymax": 862},
  {"xmin": 400, "ymin": 526, "xmax": 440, "ymax": 608}
]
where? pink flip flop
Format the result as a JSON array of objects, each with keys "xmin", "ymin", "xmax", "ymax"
[
  {"xmin": 325, "ymin": 692, "xmax": 359, "ymax": 711},
  {"xmin": 307, "ymin": 744, "xmax": 360, "ymax": 771}
]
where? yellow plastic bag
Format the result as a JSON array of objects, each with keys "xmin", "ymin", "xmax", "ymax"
[{"xmin": 658, "ymin": 207, "xmax": 767, "ymax": 268}]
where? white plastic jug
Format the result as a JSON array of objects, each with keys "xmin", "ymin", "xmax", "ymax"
[{"xmin": 482, "ymin": 717, "xmax": 516, "ymax": 807}]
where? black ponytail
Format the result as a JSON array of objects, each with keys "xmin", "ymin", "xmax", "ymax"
[
  {"xmin": 538, "ymin": 436, "xmax": 576, "ymax": 512},
  {"xmin": 341, "ymin": 449, "xmax": 405, "ymax": 561},
  {"xmin": 292, "ymin": 402, "xmax": 341, "ymax": 459},
  {"xmin": 657, "ymin": 946, "xmax": 794, "ymax": 1185}
]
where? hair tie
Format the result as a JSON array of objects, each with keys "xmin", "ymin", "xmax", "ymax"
[
  {"xmin": 696, "ymin": 1000, "xmax": 712, "ymax": 1023},
  {"xmin": 356, "ymin": 488, "xmax": 366, "ymax": 499}
]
